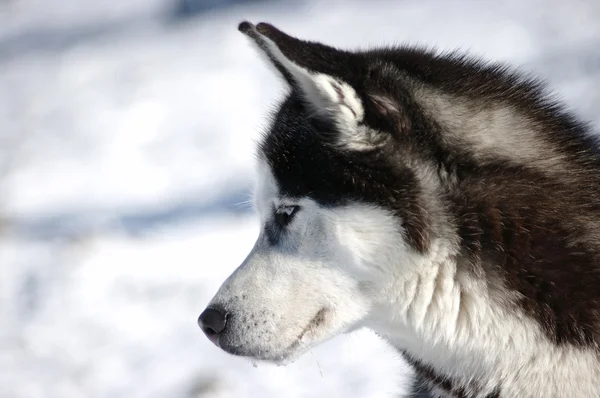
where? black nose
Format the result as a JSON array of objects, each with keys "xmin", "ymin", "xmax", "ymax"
[{"xmin": 198, "ymin": 307, "xmax": 228, "ymax": 340}]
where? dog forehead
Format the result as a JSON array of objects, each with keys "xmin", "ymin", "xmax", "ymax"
[
  {"xmin": 254, "ymin": 158, "xmax": 279, "ymax": 203},
  {"xmin": 257, "ymin": 95, "xmax": 335, "ymax": 199},
  {"xmin": 256, "ymin": 94, "xmax": 411, "ymax": 211}
]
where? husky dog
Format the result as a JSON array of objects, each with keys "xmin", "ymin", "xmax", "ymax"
[{"xmin": 198, "ymin": 21, "xmax": 600, "ymax": 398}]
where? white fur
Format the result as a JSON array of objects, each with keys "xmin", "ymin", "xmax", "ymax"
[
  {"xmin": 251, "ymin": 34, "xmax": 376, "ymax": 150},
  {"xmin": 206, "ymin": 157, "xmax": 600, "ymax": 397},
  {"xmin": 365, "ymin": 238, "xmax": 600, "ymax": 397},
  {"xmin": 210, "ymin": 161, "xmax": 373, "ymax": 362},
  {"xmin": 260, "ymin": 35, "xmax": 363, "ymax": 121},
  {"xmin": 417, "ymin": 88, "xmax": 571, "ymax": 174}
]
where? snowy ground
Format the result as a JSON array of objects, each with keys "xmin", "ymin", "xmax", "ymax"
[{"xmin": 0, "ymin": 1, "xmax": 599, "ymax": 397}]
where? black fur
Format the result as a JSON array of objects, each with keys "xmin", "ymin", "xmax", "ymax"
[
  {"xmin": 239, "ymin": 21, "xmax": 600, "ymax": 397},
  {"xmin": 455, "ymin": 164, "xmax": 600, "ymax": 346},
  {"xmin": 260, "ymin": 95, "xmax": 431, "ymax": 252},
  {"xmin": 251, "ymin": 22, "xmax": 600, "ymax": 351},
  {"xmin": 404, "ymin": 351, "xmax": 501, "ymax": 398}
]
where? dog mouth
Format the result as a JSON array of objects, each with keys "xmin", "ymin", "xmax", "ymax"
[
  {"xmin": 262, "ymin": 308, "xmax": 329, "ymax": 364},
  {"xmin": 218, "ymin": 308, "xmax": 330, "ymax": 364},
  {"xmin": 292, "ymin": 308, "xmax": 328, "ymax": 346}
]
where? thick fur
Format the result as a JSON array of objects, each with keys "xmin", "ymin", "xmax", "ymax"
[{"xmin": 199, "ymin": 22, "xmax": 600, "ymax": 398}]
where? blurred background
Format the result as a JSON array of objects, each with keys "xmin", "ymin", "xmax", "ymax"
[{"xmin": 0, "ymin": 0, "xmax": 599, "ymax": 397}]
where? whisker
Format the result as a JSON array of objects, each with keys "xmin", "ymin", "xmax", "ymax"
[{"xmin": 308, "ymin": 349, "xmax": 324, "ymax": 378}]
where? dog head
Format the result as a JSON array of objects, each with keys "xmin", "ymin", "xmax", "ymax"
[{"xmin": 198, "ymin": 22, "xmax": 437, "ymax": 364}]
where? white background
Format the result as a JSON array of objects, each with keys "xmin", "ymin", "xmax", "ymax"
[{"xmin": 1, "ymin": 0, "xmax": 599, "ymax": 397}]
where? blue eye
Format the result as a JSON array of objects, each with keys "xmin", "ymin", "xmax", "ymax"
[{"xmin": 274, "ymin": 205, "xmax": 299, "ymax": 227}]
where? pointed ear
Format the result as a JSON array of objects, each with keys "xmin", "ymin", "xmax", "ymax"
[{"xmin": 238, "ymin": 21, "xmax": 364, "ymax": 130}]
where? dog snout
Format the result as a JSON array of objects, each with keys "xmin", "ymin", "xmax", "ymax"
[{"xmin": 198, "ymin": 307, "xmax": 228, "ymax": 346}]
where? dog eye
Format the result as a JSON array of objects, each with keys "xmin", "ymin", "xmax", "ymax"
[{"xmin": 274, "ymin": 205, "xmax": 299, "ymax": 227}]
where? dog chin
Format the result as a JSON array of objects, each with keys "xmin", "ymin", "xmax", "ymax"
[
  {"xmin": 226, "ymin": 345, "xmax": 308, "ymax": 367},
  {"xmin": 217, "ymin": 338, "xmax": 308, "ymax": 365},
  {"xmin": 252, "ymin": 349, "xmax": 305, "ymax": 367}
]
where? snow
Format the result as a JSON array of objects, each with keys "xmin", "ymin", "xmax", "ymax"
[{"xmin": 0, "ymin": 0, "xmax": 599, "ymax": 397}]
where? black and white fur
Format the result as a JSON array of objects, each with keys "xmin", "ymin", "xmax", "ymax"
[{"xmin": 198, "ymin": 21, "xmax": 600, "ymax": 398}]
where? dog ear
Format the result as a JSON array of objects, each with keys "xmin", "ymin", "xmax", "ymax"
[{"xmin": 238, "ymin": 21, "xmax": 365, "ymax": 132}]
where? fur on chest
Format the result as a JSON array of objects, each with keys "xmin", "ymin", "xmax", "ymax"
[{"xmin": 368, "ymin": 246, "xmax": 600, "ymax": 398}]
